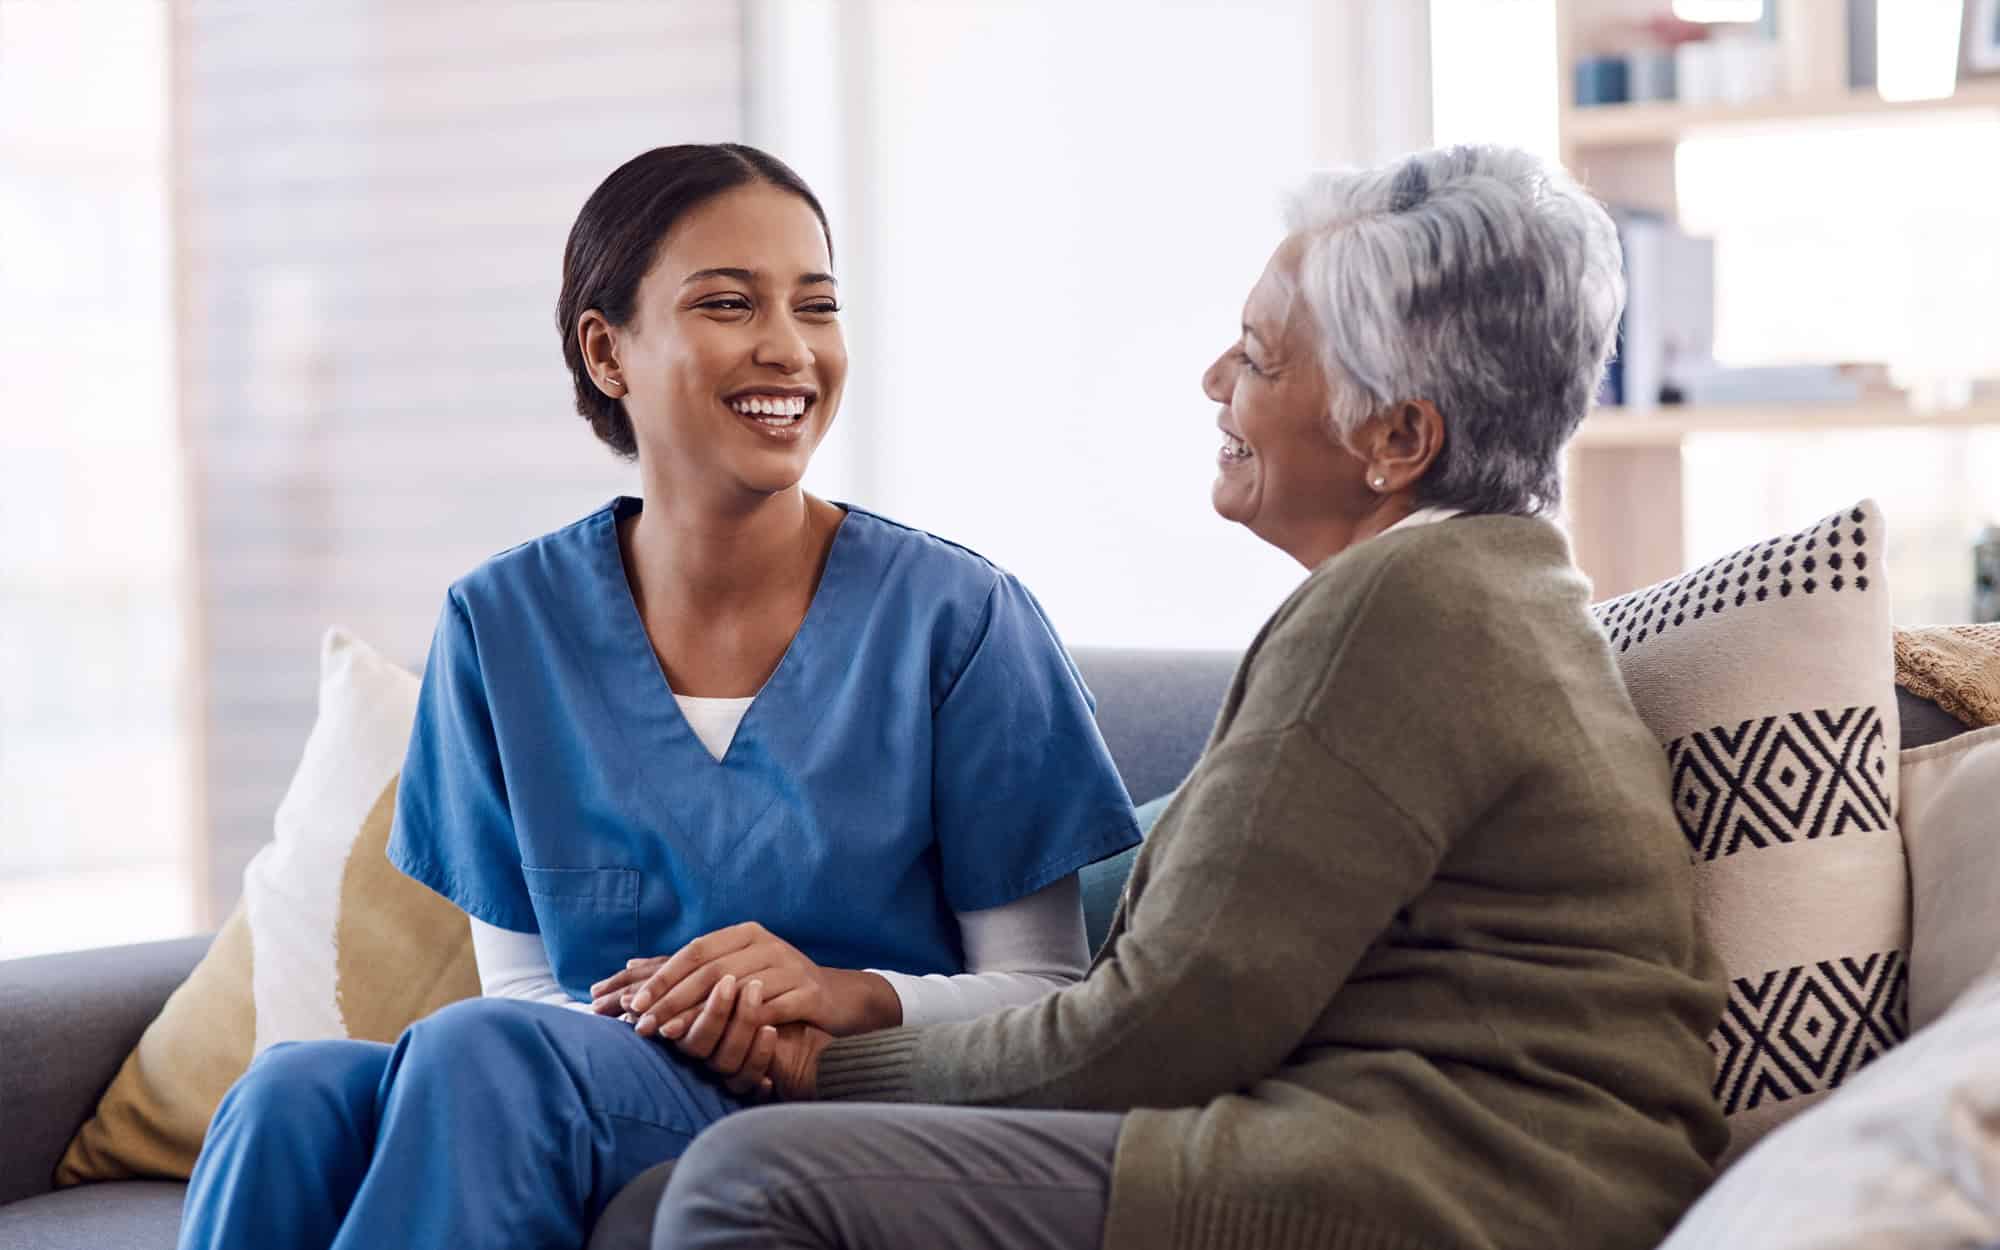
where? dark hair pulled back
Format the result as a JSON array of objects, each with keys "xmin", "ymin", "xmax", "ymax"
[{"xmin": 557, "ymin": 143, "xmax": 832, "ymax": 458}]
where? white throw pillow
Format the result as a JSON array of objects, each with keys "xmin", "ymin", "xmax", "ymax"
[
  {"xmin": 1591, "ymin": 500, "xmax": 1907, "ymax": 1164},
  {"xmin": 1900, "ymin": 723, "xmax": 2000, "ymax": 1031},
  {"xmin": 243, "ymin": 626, "xmax": 462, "ymax": 1049},
  {"xmin": 1658, "ymin": 950, "xmax": 2000, "ymax": 1249},
  {"xmin": 58, "ymin": 627, "xmax": 481, "ymax": 1184}
]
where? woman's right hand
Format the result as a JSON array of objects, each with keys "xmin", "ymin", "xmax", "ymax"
[
  {"xmin": 666, "ymin": 972, "xmax": 781, "ymax": 1098},
  {"xmin": 662, "ymin": 973, "xmax": 833, "ymax": 1100},
  {"xmin": 669, "ymin": 972, "xmax": 832, "ymax": 1101}
]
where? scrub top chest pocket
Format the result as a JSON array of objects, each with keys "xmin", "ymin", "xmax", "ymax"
[{"xmin": 522, "ymin": 866, "xmax": 641, "ymax": 993}]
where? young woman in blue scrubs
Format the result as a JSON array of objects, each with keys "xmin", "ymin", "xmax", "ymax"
[{"xmin": 177, "ymin": 144, "xmax": 1141, "ymax": 1250}]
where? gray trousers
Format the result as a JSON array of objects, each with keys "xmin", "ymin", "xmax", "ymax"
[{"xmin": 597, "ymin": 1103, "xmax": 1123, "ymax": 1250}]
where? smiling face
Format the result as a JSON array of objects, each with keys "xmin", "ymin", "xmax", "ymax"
[
  {"xmin": 587, "ymin": 181, "xmax": 847, "ymax": 505},
  {"xmin": 1202, "ymin": 237, "xmax": 1375, "ymax": 564}
]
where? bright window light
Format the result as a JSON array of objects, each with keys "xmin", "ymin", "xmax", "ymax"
[
  {"xmin": 1676, "ymin": 115, "xmax": 2000, "ymax": 381},
  {"xmin": 1428, "ymin": 0, "xmax": 1559, "ymax": 162},
  {"xmin": 1876, "ymin": 0, "xmax": 1964, "ymax": 102},
  {"xmin": 0, "ymin": 0, "xmax": 196, "ymax": 956},
  {"xmin": 1672, "ymin": 0, "xmax": 1764, "ymax": 22}
]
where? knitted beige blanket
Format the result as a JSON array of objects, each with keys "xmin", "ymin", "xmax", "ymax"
[{"xmin": 1896, "ymin": 624, "xmax": 2000, "ymax": 728}]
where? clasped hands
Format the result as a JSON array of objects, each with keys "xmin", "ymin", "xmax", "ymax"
[{"xmin": 589, "ymin": 922, "xmax": 863, "ymax": 1100}]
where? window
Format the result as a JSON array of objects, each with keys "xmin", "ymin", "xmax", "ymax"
[
  {"xmin": 0, "ymin": 0, "xmax": 196, "ymax": 957},
  {"xmin": 1676, "ymin": 118, "xmax": 2000, "ymax": 621},
  {"xmin": 1429, "ymin": 0, "xmax": 1561, "ymax": 160}
]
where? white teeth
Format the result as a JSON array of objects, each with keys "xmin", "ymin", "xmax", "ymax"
[
  {"xmin": 730, "ymin": 394, "xmax": 808, "ymax": 419},
  {"xmin": 1221, "ymin": 433, "xmax": 1251, "ymax": 460}
]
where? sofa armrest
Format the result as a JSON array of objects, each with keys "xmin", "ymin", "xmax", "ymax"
[{"xmin": 0, "ymin": 935, "xmax": 211, "ymax": 1205}]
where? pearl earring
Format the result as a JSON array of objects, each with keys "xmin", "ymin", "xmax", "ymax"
[{"xmin": 1371, "ymin": 475, "xmax": 1387, "ymax": 490}]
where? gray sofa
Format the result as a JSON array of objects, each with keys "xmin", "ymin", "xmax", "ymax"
[
  {"xmin": 0, "ymin": 652, "xmax": 1974, "ymax": 1250},
  {"xmin": 0, "ymin": 649, "xmax": 1242, "ymax": 1250}
]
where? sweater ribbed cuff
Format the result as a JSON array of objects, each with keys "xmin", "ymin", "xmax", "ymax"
[
  {"xmin": 1153, "ymin": 1196, "xmax": 1448, "ymax": 1250},
  {"xmin": 815, "ymin": 1028, "xmax": 924, "ymax": 1102}
]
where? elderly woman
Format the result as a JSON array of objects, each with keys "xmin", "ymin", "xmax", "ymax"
[{"xmin": 642, "ymin": 144, "xmax": 1729, "ymax": 1250}]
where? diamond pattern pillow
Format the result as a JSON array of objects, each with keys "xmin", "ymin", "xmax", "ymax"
[{"xmin": 1592, "ymin": 500, "xmax": 1907, "ymax": 1165}]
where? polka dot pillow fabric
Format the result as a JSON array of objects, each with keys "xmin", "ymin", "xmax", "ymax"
[{"xmin": 1599, "ymin": 505, "xmax": 1876, "ymax": 654}]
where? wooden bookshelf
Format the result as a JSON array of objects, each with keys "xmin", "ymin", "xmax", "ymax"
[
  {"xmin": 1552, "ymin": 0, "xmax": 2000, "ymax": 597},
  {"xmin": 1566, "ymin": 402, "xmax": 2000, "ymax": 598},
  {"xmin": 1564, "ymin": 80, "xmax": 2000, "ymax": 150},
  {"xmin": 1574, "ymin": 400, "xmax": 2000, "ymax": 448}
]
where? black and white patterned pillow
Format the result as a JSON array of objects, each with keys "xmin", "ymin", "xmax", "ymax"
[{"xmin": 1591, "ymin": 500, "xmax": 1906, "ymax": 1166}]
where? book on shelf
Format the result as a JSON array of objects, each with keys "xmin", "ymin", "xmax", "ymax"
[{"xmin": 1604, "ymin": 210, "xmax": 1714, "ymax": 411}]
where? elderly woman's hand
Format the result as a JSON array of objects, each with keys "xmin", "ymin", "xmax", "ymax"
[{"xmin": 763, "ymin": 1020, "xmax": 832, "ymax": 1101}]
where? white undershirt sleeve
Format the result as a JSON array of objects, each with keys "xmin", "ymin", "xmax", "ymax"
[
  {"xmin": 469, "ymin": 875, "xmax": 1092, "ymax": 1027},
  {"xmin": 468, "ymin": 916, "xmax": 598, "ymax": 1013},
  {"xmin": 869, "ymin": 874, "xmax": 1091, "ymax": 1028}
]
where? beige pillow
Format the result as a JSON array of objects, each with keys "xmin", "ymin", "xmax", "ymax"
[
  {"xmin": 1591, "ymin": 499, "xmax": 1907, "ymax": 1165},
  {"xmin": 1900, "ymin": 724, "xmax": 2000, "ymax": 1032},
  {"xmin": 57, "ymin": 628, "xmax": 479, "ymax": 1184}
]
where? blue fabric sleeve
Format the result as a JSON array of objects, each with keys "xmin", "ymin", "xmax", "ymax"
[
  {"xmin": 932, "ymin": 573, "xmax": 1143, "ymax": 913},
  {"xmin": 386, "ymin": 591, "xmax": 539, "ymax": 932}
]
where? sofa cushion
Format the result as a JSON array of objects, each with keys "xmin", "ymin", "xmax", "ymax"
[
  {"xmin": 58, "ymin": 630, "xmax": 479, "ymax": 1184},
  {"xmin": 0, "ymin": 1181, "xmax": 184, "ymax": 1250},
  {"xmin": 1071, "ymin": 649, "xmax": 1235, "ymax": 804},
  {"xmin": 1896, "ymin": 686, "xmax": 1973, "ymax": 750},
  {"xmin": 1591, "ymin": 499, "xmax": 1907, "ymax": 1164},
  {"xmin": 0, "ymin": 937, "xmax": 210, "ymax": 1206},
  {"xmin": 1899, "ymin": 724, "xmax": 2000, "ymax": 1031}
]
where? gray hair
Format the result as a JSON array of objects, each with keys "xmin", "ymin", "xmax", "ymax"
[{"xmin": 1281, "ymin": 144, "xmax": 1624, "ymax": 517}]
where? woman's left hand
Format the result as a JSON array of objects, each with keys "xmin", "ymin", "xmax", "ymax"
[
  {"xmin": 588, "ymin": 921, "xmax": 896, "ymax": 1037},
  {"xmin": 664, "ymin": 971, "xmax": 832, "ymax": 1100}
]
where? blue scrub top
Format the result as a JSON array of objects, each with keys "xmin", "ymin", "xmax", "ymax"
[{"xmin": 388, "ymin": 498, "xmax": 1141, "ymax": 1000}]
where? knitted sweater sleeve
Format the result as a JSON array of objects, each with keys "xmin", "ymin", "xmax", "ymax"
[{"xmin": 816, "ymin": 555, "xmax": 1460, "ymax": 1109}]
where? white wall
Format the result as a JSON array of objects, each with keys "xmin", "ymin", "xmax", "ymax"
[{"xmin": 757, "ymin": 0, "xmax": 1434, "ymax": 650}]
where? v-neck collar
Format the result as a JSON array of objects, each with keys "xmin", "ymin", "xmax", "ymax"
[{"xmin": 590, "ymin": 495, "xmax": 859, "ymax": 769}]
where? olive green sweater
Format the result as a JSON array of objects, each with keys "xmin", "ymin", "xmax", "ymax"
[{"xmin": 818, "ymin": 515, "xmax": 1728, "ymax": 1250}]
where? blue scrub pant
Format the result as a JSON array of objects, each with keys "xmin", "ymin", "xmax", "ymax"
[{"xmin": 177, "ymin": 998, "xmax": 740, "ymax": 1250}]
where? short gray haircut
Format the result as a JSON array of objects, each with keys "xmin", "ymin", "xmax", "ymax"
[{"xmin": 1282, "ymin": 144, "xmax": 1624, "ymax": 517}]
